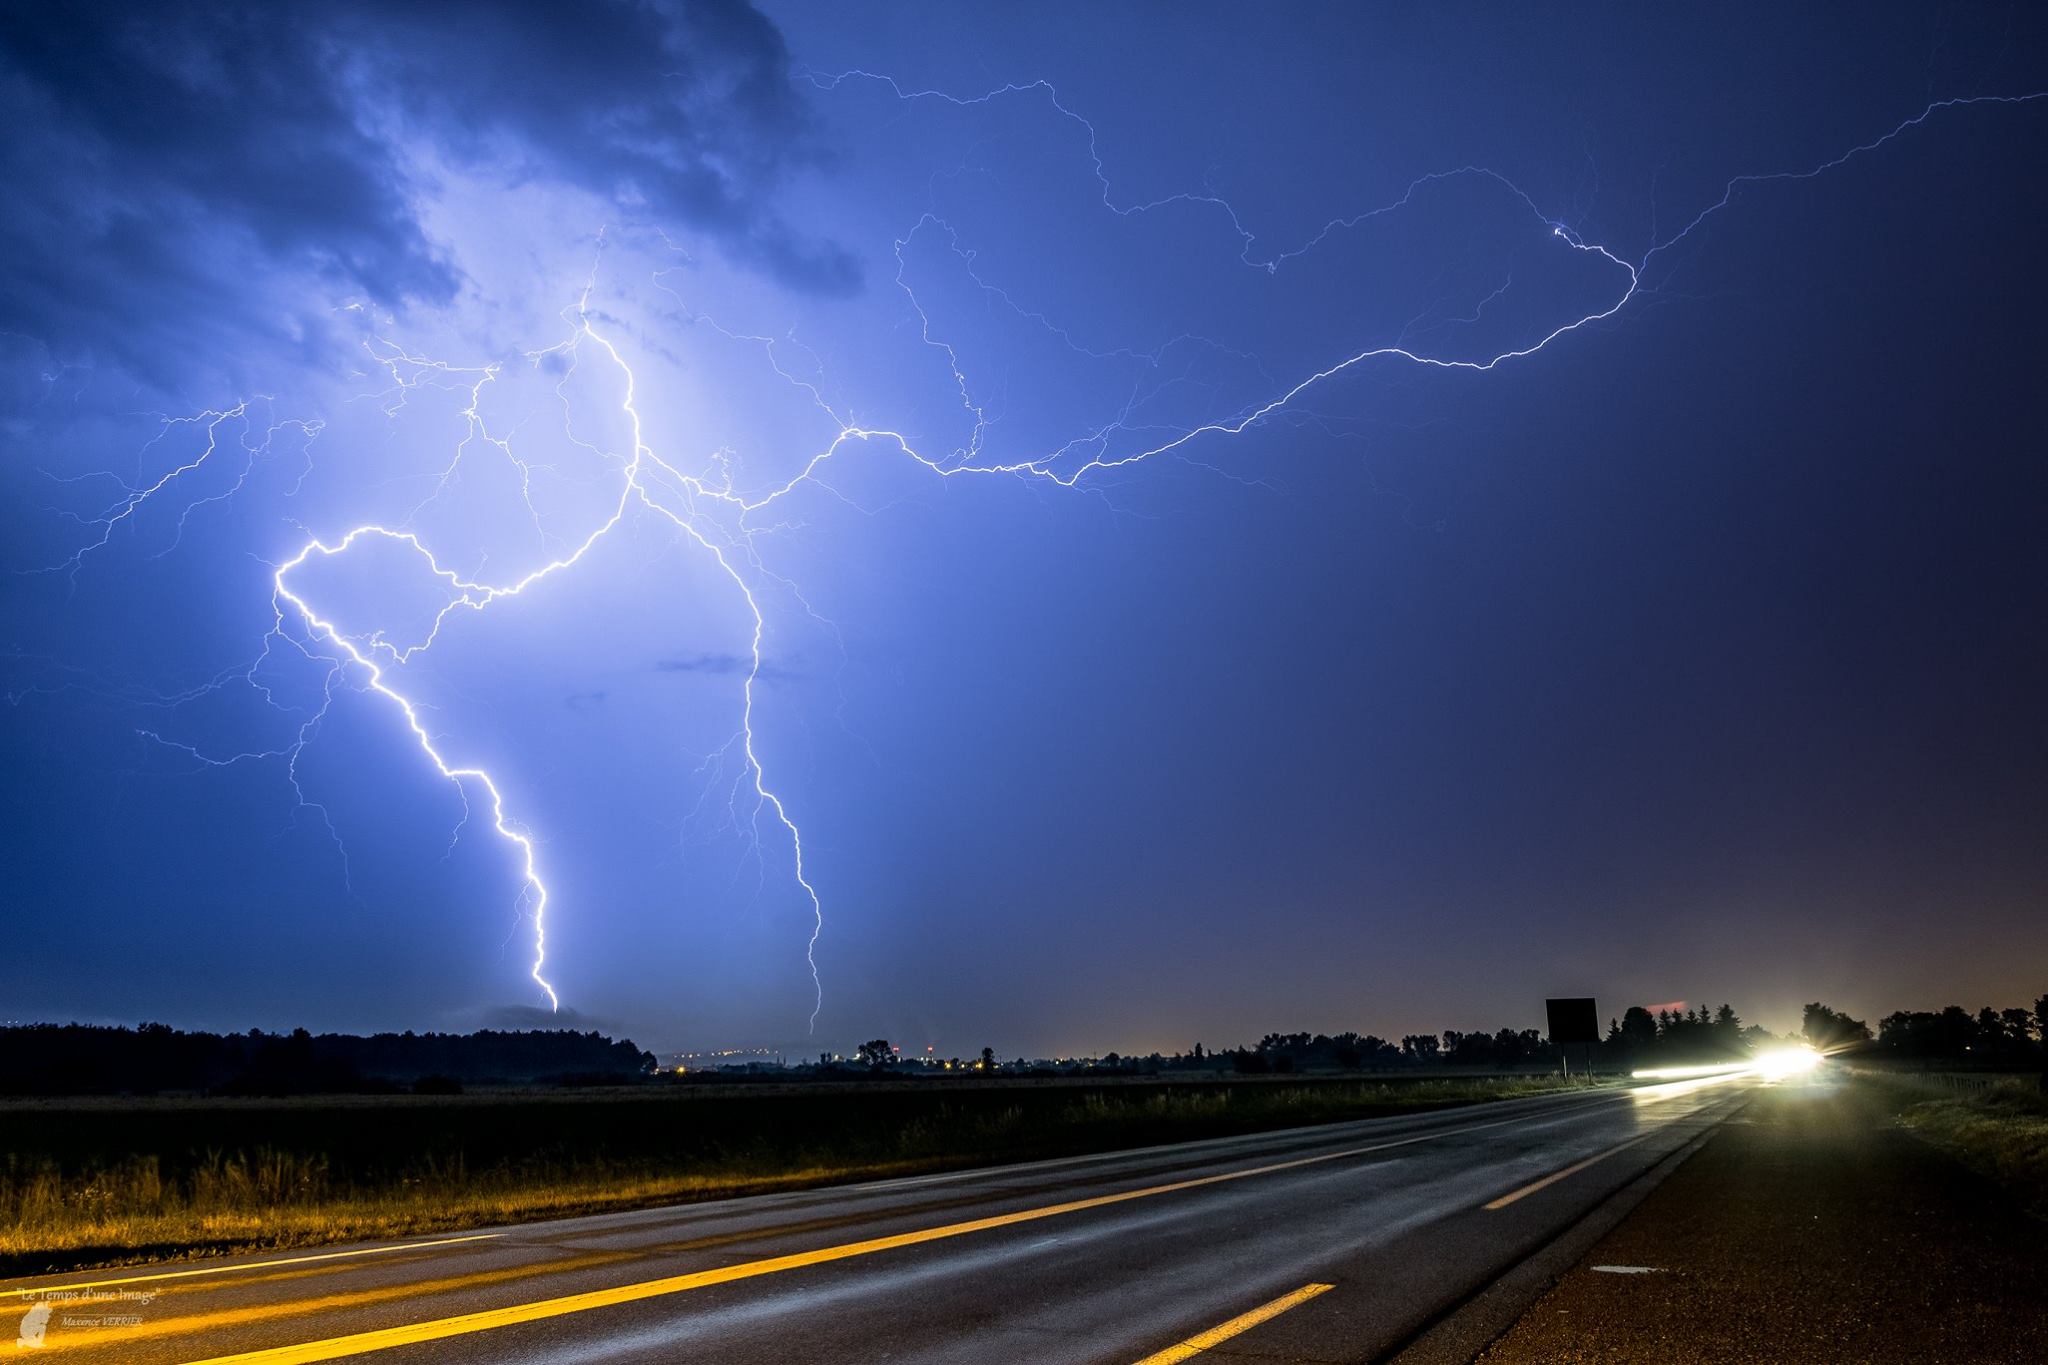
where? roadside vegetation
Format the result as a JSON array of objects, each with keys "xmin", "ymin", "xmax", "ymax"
[
  {"xmin": 0, "ymin": 1074, "xmax": 1598, "ymax": 1274},
  {"xmin": 1884, "ymin": 1077, "xmax": 2048, "ymax": 1219}
]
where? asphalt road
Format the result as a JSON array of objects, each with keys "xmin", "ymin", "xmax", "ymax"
[
  {"xmin": 1480, "ymin": 1072, "xmax": 2048, "ymax": 1363},
  {"xmin": 4, "ymin": 1076, "xmax": 1756, "ymax": 1364}
]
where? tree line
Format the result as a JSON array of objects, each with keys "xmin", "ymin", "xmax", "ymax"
[
  {"xmin": 1871, "ymin": 997, "xmax": 2048, "ymax": 1067},
  {"xmin": 1218, "ymin": 1003, "xmax": 1767, "ymax": 1074},
  {"xmin": 847, "ymin": 993, "xmax": 2047, "ymax": 1079},
  {"xmin": 0, "ymin": 1023, "xmax": 658, "ymax": 1095}
]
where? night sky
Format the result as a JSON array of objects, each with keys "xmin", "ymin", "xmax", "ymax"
[{"xmin": 3, "ymin": 3, "xmax": 2044, "ymax": 1057}]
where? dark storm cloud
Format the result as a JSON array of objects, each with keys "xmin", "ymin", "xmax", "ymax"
[
  {"xmin": 0, "ymin": 0, "xmax": 853, "ymax": 390},
  {"xmin": 349, "ymin": 0, "xmax": 856, "ymax": 293}
]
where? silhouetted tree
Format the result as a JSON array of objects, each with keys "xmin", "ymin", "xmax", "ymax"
[
  {"xmin": 980, "ymin": 1046, "xmax": 996, "ymax": 1071},
  {"xmin": 1401, "ymin": 1034, "xmax": 1439, "ymax": 1063},
  {"xmin": 1359, "ymin": 1035, "xmax": 1401, "ymax": 1067},
  {"xmin": 2001, "ymin": 1008, "xmax": 2035, "ymax": 1045},
  {"xmin": 856, "ymin": 1039, "xmax": 894, "ymax": 1071},
  {"xmin": 1712, "ymin": 1004, "xmax": 1744, "ymax": 1057},
  {"xmin": 1976, "ymin": 1007, "xmax": 2006, "ymax": 1051},
  {"xmin": 1801, "ymin": 1002, "xmax": 1871, "ymax": 1049},
  {"xmin": 1619, "ymin": 1007, "xmax": 1660, "ymax": 1055}
]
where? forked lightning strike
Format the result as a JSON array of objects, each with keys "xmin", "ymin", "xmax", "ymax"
[{"xmin": 256, "ymin": 297, "xmax": 826, "ymax": 1023}]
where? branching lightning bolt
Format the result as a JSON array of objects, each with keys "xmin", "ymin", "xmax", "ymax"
[{"xmin": 260, "ymin": 281, "xmax": 831, "ymax": 1023}]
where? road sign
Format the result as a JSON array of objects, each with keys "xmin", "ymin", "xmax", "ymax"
[{"xmin": 1546, "ymin": 997, "xmax": 1600, "ymax": 1046}]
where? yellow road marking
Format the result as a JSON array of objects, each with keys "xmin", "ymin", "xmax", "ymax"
[
  {"xmin": 29, "ymin": 1250, "xmax": 648, "ymax": 1355},
  {"xmin": 1483, "ymin": 1134, "xmax": 1651, "ymax": 1210},
  {"xmin": 1131, "ymin": 1282, "xmax": 1334, "ymax": 1364},
  {"xmin": 182, "ymin": 1113, "xmax": 1540, "ymax": 1364},
  {"xmin": 2, "ymin": 1236, "xmax": 504, "ymax": 1298}
]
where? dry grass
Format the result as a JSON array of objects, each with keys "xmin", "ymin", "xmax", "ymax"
[
  {"xmin": 0, "ymin": 1155, "xmax": 921, "ymax": 1269},
  {"xmin": 0, "ymin": 1074, "xmax": 1594, "ymax": 1273},
  {"xmin": 1885, "ymin": 1077, "xmax": 2048, "ymax": 1218}
]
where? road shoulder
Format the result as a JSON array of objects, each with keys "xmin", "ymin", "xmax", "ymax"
[{"xmin": 1467, "ymin": 1074, "xmax": 2048, "ymax": 1363}]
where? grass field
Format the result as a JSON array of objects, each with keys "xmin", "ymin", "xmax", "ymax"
[
  {"xmin": 1884, "ymin": 1076, "xmax": 2048, "ymax": 1218},
  {"xmin": 0, "ymin": 1074, "xmax": 1595, "ymax": 1274}
]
